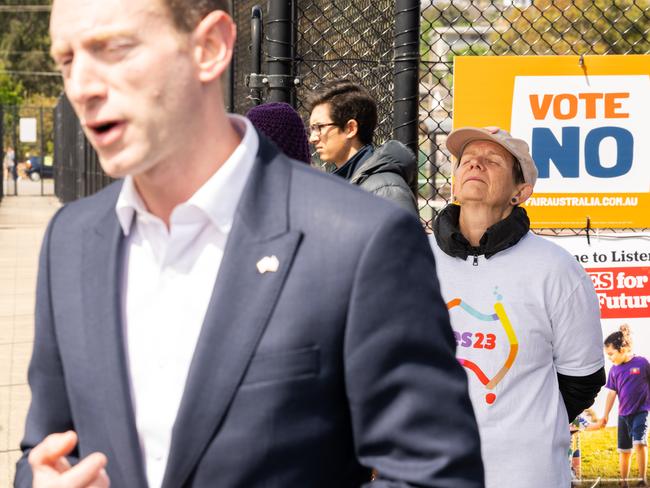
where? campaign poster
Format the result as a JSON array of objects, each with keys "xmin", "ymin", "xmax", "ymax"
[
  {"xmin": 453, "ymin": 55, "xmax": 650, "ymax": 228},
  {"xmin": 544, "ymin": 234, "xmax": 650, "ymax": 417},
  {"xmin": 544, "ymin": 234, "xmax": 650, "ymax": 483}
]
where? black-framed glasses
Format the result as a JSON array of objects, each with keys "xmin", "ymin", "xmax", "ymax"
[{"xmin": 308, "ymin": 123, "xmax": 338, "ymax": 136}]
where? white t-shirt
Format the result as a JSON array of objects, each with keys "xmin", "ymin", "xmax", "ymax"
[{"xmin": 430, "ymin": 232, "xmax": 604, "ymax": 488}]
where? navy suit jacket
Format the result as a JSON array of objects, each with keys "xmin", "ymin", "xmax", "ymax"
[{"xmin": 16, "ymin": 137, "xmax": 483, "ymax": 487}]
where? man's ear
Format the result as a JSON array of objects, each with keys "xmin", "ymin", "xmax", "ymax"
[
  {"xmin": 192, "ymin": 10, "xmax": 236, "ymax": 83},
  {"xmin": 512, "ymin": 183, "xmax": 534, "ymax": 205},
  {"xmin": 344, "ymin": 119, "xmax": 359, "ymax": 140}
]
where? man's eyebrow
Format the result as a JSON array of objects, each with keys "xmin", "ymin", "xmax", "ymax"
[{"xmin": 50, "ymin": 29, "xmax": 134, "ymax": 57}]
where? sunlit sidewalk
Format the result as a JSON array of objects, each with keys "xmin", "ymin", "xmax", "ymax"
[{"xmin": 0, "ymin": 195, "xmax": 60, "ymax": 486}]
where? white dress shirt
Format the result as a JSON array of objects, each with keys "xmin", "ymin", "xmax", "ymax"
[{"xmin": 115, "ymin": 115, "xmax": 259, "ymax": 488}]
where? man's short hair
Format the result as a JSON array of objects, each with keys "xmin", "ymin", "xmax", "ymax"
[
  {"xmin": 163, "ymin": 0, "xmax": 230, "ymax": 32},
  {"xmin": 307, "ymin": 79, "xmax": 378, "ymax": 145}
]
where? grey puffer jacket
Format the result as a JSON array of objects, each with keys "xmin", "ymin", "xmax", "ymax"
[{"xmin": 349, "ymin": 140, "xmax": 418, "ymax": 214}]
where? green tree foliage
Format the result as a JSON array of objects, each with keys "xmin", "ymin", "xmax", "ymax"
[
  {"xmin": 0, "ymin": 61, "xmax": 24, "ymax": 106},
  {"xmin": 492, "ymin": 0, "xmax": 650, "ymax": 55},
  {"xmin": 0, "ymin": 0, "xmax": 62, "ymax": 97}
]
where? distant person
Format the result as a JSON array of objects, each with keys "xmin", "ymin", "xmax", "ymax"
[
  {"xmin": 599, "ymin": 324, "xmax": 650, "ymax": 487},
  {"xmin": 3, "ymin": 147, "xmax": 15, "ymax": 180},
  {"xmin": 246, "ymin": 102, "xmax": 311, "ymax": 165},
  {"xmin": 307, "ymin": 79, "xmax": 418, "ymax": 214},
  {"xmin": 429, "ymin": 126, "xmax": 605, "ymax": 488}
]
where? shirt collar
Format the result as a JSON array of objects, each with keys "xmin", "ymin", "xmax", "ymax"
[
  {"xmin": 333, "ymin": 144, "xmax": 373, "ymax": 181},
  {"xmin": 116, "ymin": 114, "xmax": 259, "ymax": 236}
]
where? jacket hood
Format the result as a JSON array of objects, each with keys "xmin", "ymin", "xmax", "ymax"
[
  {"xmin": 350, "ymin": 140, "xmax": 418, "ymax": 195},
  {"xmin": 433, "ymin": 204, "xmax": 530, "ymax": 260}
]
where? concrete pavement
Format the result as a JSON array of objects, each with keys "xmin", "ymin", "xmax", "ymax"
[{"xmin": 0, "ymin": 195, "xmax": 60, "ymax": 486}]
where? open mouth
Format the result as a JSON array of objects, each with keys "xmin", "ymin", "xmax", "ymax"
[
  {"xmin": 89, "ymin": 121, "xmax": 120, "ymax": 135},
  {"xmin": 85, "ymin": 120, "xmax": 125, "ymax": 147}
]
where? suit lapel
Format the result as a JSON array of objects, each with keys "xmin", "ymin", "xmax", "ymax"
[
  {"xmin": 82, "ymin": 203, "xmax": 148, "ymax": 487},
  {"xmin": 162, "ymin": 139, "xmax": 302, "ymax": 488}
]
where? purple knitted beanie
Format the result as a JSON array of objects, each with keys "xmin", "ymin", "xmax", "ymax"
[{"xmin": 246, "ymin": 102, "xmax": 311, "ymax": 164}]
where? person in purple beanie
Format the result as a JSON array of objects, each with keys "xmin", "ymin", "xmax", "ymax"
[
  {"xmin": 246, "ymin": 102, "xmax": 311, "ymax": 165},
  {"xmin": 600, "ymin": 324, "xmax": 650, "ymax": 487}
]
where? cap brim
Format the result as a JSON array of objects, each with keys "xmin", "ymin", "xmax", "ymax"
[{"xmin": 446, "ymin": 127, "xmax": 504, "ymax": 159}]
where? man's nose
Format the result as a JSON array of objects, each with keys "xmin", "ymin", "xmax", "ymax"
[
  {"xmin": 65, "ymin": 55, "xmax": 107, "ymax": 107},
  {"xmin": 308, "ymin": 130, "xmax": 319, "ymax": 144}
]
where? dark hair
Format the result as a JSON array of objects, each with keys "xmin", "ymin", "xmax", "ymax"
[
  {"xmin": 307, "ymin": 79, "xmax": 377, "ymax": 145},
  {"xmin": 162, "ymin": 0, "xmax": 230, "ymax": 32},
  {"xmin": 604, "ymin": 324, "xmax": 632, "ymax": 351}
]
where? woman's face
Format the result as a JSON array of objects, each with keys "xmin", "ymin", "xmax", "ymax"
[{"xmin": 453, "ymin": 140, "xmax": 522, "ymax": 208}]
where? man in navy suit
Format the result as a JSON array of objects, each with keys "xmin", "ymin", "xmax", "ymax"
[{"xmin": 15, "ymin": 1, "xmax": 483, "ymax": 487}]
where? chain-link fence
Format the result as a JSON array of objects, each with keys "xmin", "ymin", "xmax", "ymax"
[
  {"xmin": 294, "ymin": 1, "xmax": 397, "ymax": 150},
  {"xmin": 418, "ymin": 0, "xmax": 650, "ymax": 231},
  {"xmin": 232, "ymin": 0, "xmax": 399, "ymax": 154}
]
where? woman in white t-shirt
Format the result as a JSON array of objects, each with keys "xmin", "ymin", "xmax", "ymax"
[{"xmin": 429, "ymin": 126, "xmax": 605, "ymax": 488}]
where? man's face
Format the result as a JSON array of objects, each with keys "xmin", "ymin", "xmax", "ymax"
[
  {"xmin": 50, "ymin": 0, "xmax": 202, "ymax": 178},
  {"xmin": 452, "ymin": 140, "xmax": 520, "ymax": 207},
  {"xmin": 308, "ymin": 103, "xmax": 353, "ymax": 167}
]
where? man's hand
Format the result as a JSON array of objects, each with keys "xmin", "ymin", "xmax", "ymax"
[{"xmin": 29, "ymin": 431, "xmax": 110, "ymax": 488}]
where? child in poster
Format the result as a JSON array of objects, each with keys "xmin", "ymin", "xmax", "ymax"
[{"xmin": 600, "ymin": 325, "xmax": 650, "ymax": 487}]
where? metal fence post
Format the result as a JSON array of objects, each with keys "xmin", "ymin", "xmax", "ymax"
[
  {"xmin": 393, "ymin": 0, "xmax": 420, "ymax": 156},
  {"xmin": 39, "ymin": 106, "xmax": 45, "ymax": 195},
  {"xmin": 54, "ymin": 99, "xmax": 62, "ymax": 201},
  {"xmin": 266, "ymin": 0, "xmax": 294, "ymax": 104},
  {"xmin": 250, "ymin": 5, "xmax": 264, "ymax": 106},
  {"xmin": 11, "ymin": 106, "xmax": 19, "ymax": 196}
]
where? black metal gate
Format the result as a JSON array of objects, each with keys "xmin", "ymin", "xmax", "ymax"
[
  {"xmin": 1, "ymin": 104, "xmax": 56, "ymax": 200},
  {"xmin": 53, "ymin": 95, "xmax": 112, "ymax": 203}
]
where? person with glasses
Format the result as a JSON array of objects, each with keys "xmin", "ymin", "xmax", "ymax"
[{"xmin": 307, "ymin": 79, "xmax": 418, "ymax": 214}]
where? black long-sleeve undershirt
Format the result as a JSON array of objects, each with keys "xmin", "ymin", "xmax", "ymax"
[{"xmin": 558, "ymin": 367, "xmax": 606, "ymax": 422}]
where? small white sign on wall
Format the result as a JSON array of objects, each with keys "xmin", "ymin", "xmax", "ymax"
[{"xmin": 19, "ymin": 118, "xmax": 38, "ymax": 143}]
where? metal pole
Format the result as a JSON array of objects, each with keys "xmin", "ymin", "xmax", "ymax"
[
  {"xmin": 39, "ymin": 106, "xmax": 45, "ymax": 195},
  {"xmin": 12, "ymin": 106, "xmax": 19, "ymax": 196},
  {"xmin": 250, "ymin": 5, "xmax": 264, "ymax": 105},
  {"xmin": 54, "ymin": 99, "xmax": 61, "ymax": 200},
  {"xmin": 266, "ymin": 0, "xmax": 294, "ymax": 104},
  {"xmin": 393, "ymin": 0, "xmax": 420, "ymax": 156}
]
